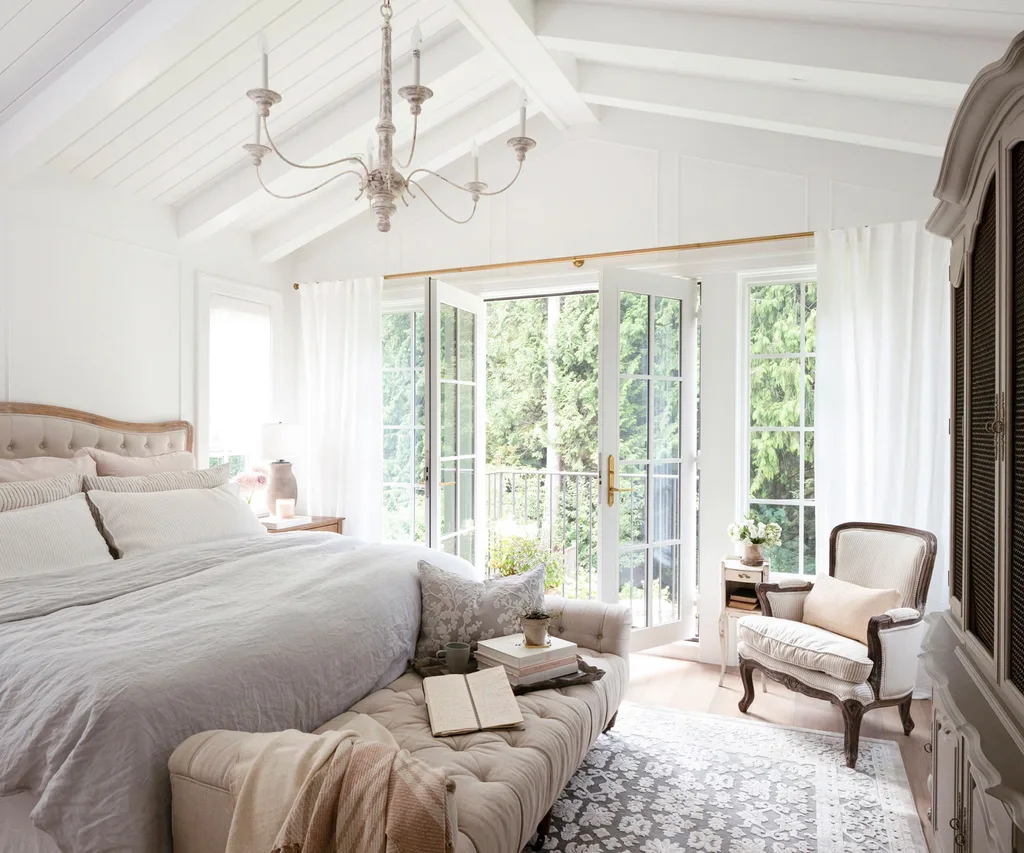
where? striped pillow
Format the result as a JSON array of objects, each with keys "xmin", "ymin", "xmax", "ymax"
[
  {"xmin": 0, "ymin": 493, "xmax": 113, "ymax": 578},
  {"xmin": 84, "ymin": 464, "xmax": 230, "ymax": 494},
  {"xmin": 0, "ymin": 473, "xmax": 83, "ymax": 512}
]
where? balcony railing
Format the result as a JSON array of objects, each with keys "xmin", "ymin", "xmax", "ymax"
[{"xmin": 486, "ymin": 469, "xmax": 599, "ymax": 600}]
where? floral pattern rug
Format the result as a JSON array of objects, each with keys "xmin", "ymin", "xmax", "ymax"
[{"xmin": 536, "ymin": 703, "xmax": 927, "ymax": 853}]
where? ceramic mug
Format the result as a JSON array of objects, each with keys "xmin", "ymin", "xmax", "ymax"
[{"xmin": 436, "ymin": 642, "xmax": 471, "ymax": 674}]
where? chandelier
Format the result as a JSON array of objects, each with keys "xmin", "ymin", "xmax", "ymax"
[{"xmin": 242, "ymin": 0, "xmax": 537, "ymax": 232}]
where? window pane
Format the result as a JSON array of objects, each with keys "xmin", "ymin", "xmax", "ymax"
[
  {"xmin": 651, "ymin": 462, "xmax": 680, "ymax": 543},
  {"xmin": 805, "ymin": 282, "xmax": 817, "ymax": 354},
  {"xmin": 440, "ymin": 304, "xmax": 456, "ymax": 379},
  {"xmin": 459, "ymin": 458, "xmax": 475, "ymax": 531},
  {"xmin": 749, "ymin": 431, "xmax": 801, "ymax": 500},
  {"xmin": 382, "ymin": 487, "xmax": 413, "ymax": 541},
  {"xmin": 440, "ymin": 463, "xmax": 457, "ymax": 536},
  {"xmin": 459, "ymin": 385, "xmax": 475, "ymax": 455},
  {"xmin": 619, "ymin": 549, "xmax": 647, "ymax": 628},
  {"xmin": 750, "ymin": 358, "xmax": 801, "ymax": 427},
  {"xmin": 618, "ymin": 463, "xmax": 647, "ymax": 545},
  {"xmin": 382, "ymin": 313, "xmax": 412, "ymax": 369},
  {"xmin": 749, "ymin": 504, "xmax": 799, "ymax": 573},
  {"xmin": 804, "ymin": 431, "xmax": 815, "ymax": 500},
  {"xmin": 803, "ymin": 506, "xmax": 817, "ymax": 575},
  {"xmin": 750, "ymin": 283, "xmax": 800, "ymax": 354},
  {"xmin": 383, "ymin": 371, "xmax": 412, "ymax": 427},
  {"xmin": 652, "ymin": 544, "xmax": 680, "ymax": 626},
  {"xmin": 458, "ymin": 309, "xmax": 475, "ymax": 381},
  {"xmin": 383, "ymin": 430, "xmax": 413, "ymax": 483},
  {"xmin": 805, "ymin": 357, "xmax": 815, "ymax": 427},
  {"xmin": 414, "ymin": 311, "xmax": 425, "ymax": 367},
  {"xmin": 415, "ymin": 371, "xmax": 425, "ymax": 427},
  {"xmin": 619, "ymin": 378, "xmax": 649, "ymax": 460},
  {"xmin": 653, "ymin": 296, "xmax": 681, "ymax": 377},
  {"xmin": 440, "ymin": 382, "xmax": 456, "ymax": 458},
  {"xmin": 652, "ymin": 379, "xmax": 680, "ymax": 459},
  {"xmin": 415, "ymin": 430, "xmax": 426, "ymax": 486},
  {"xmin": 620, "ymin": 292, "xmax": 649, "ymax": 374}
]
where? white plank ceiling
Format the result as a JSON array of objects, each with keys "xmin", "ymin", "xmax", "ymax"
[{"xmin": 0, "ymin": 0, "xmax": 1022, "ymax": 258}]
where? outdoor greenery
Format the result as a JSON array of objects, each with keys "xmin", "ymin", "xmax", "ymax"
[{"xmin": 489, "ymin": 534, "xmax": 565, "ymax": 592}]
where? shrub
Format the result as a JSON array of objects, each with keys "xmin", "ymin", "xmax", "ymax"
[{"xmin": 489, "ymin": 535, "xmax": 565, "ymax": 592}]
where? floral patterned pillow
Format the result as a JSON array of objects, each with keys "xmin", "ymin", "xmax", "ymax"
[{"xmin": 416, "ymin": 560, "xmax": 545, "ymax": 658}]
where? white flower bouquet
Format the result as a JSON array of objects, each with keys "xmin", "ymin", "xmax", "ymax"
[{"xmin": 727, "ymin": 518, "xmax": 782, "ymax": 547}]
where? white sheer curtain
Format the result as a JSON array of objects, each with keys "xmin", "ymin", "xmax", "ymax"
[
  {"xmin": 815, "ymin": 221, "xmax": 951, "ymax": 613},
  {"xmin": 300, "ymin": 279, "xmax": 383, "ymax": 540}
]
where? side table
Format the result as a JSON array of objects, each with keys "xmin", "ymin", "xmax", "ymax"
[{"xmin": 718, "ymin": 555, "xmax": 770, "ymax": 688}]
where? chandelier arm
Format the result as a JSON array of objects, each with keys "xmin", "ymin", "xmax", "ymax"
[
  {"xmin": 407, "ymin": 159, "xmax": 524, "ymax": 197},
  {"xmin": 408, "ymin": 179, "xmax": 479, "ymax": 224},
  {"xmin": 262, "ymin": 117, "xmax": 369, "ymax": 175},
  {"xmin": 256, "ymin": 166, "xmax": 364, "ymax": 200},
  {"xmin": 392, "ymin": 113, "xmax": 419, "ymax": 170}
]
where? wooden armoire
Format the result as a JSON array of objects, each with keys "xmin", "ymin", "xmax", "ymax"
[{"xmin": 925, "ymin": 29, "xmax": 1024, "ymax": 853}]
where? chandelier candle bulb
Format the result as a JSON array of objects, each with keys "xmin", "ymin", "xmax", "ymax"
[
  {"xmin": 256, "ymin": 32, "xmax": 268, "ymax": 90},
  {"xmin": 519, "ymin": 91, "xmax": 527, "ymax": 138},
  {"xmin": 412, "ymin": 20, "xmax": 422, "ymax": 87},
  {"xmin": 472, "ymin": 140, "xmax": 479, "ymax": 182}
]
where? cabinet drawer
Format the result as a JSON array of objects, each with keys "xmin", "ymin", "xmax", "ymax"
[{"xmin": 725, "ymin": 568, "xmax": 761, "ymax": 584}]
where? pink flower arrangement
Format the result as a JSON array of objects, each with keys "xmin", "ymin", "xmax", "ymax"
[{"xmin": 234, "ymin": 466, "xmax": 269, "ymax": 503}]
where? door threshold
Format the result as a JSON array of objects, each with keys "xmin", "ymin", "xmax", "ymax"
[{"xmin": 636, "ymin": 640, "xmax": 701, "ymax": 662}]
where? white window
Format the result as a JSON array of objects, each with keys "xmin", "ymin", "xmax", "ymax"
[{"xmin": 743, "ymin": 274, "xmax": 817, "ymax": 575}]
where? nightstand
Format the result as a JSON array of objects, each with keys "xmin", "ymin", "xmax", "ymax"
[
  {"xmin": 265, "ymin": 516, "xmax": 344, "ymax": 534},
  {"xmin": 718, "ymin": 555, "xmax": 770, "ymax": 687}
]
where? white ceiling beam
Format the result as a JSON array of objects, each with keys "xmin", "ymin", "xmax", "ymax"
[
  {"xmin": 0, "ymin": 0, "xmax": 234, "ymax": 173},
  {"xmin": 253, "ymin": 84, "xmax": 534, "ymax": 262},
  {"xmin": 537, "ymin": 1, "xmax": 1008, "ymax": 107},
  {"xmin": 447, "ymin": 0, "xmax": 596, "ymax": 129},
  {"xmin": 578, "ymin": 64, "xmax": 953, "ymax": 157},
  {"xmin": 176, "ymin": 28, "xmax": 488, "ymax": 243}
]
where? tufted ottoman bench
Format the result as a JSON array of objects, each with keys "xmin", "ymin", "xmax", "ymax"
[{"xmin": 168, "ymin": 597, "xmax": 631, "ymax": 853}]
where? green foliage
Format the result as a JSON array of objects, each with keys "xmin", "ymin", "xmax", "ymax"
[{"xmin": 489, "ymin": 535, "xmax": 565, "ymax": 592}]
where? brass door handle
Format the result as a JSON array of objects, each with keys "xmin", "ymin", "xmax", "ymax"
[{"xmin": 606, "ymin": 455, "xmax": 634, "ymax": 507}]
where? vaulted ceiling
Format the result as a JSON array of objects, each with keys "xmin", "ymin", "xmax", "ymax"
[{"xmin": 1, "ymin": 0, "xmax": 1022, "ymax": 260}]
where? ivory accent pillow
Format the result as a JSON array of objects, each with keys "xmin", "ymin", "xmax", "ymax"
[
  {"xmin": 87, "ymin": 483, "xmax": 267, "ymax": 558},
  {"xmin": 802, "ymin": 573, "xmax": 903, "ymax": 644},
  {"xmin": 0, "ymin": 473, "xmax": 82, "ymax": 512},
  {"xmin": 84, "ymin": 464, "xmax": 230, "ymax": 494},
  {"xmin": 416, "ymin": 560, "xmax": 545, "ymax": 658},
  {"xmin": 0, "ymin": 493, "xmax": 113, "ymax": 578},
  {"xmin": 0, "ymin": 454, "xmax": 96, "ymax": 482},
  {"xmin": 75, "ymin": 447, "xmax": 195, "ymax": 477}
]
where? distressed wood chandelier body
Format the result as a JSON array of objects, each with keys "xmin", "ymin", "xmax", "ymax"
[{"xmin": 242, "ymin": 0, "xmax": 537, "ymax": 232}]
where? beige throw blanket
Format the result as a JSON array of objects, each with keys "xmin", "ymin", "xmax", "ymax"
[{"xmin": 226, "ymin": 713, "xmax": 455, "ymax": 853}]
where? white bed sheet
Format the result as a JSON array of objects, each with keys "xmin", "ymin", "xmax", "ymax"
[{"xmin": 0, "ymin": 793, "xmax": 61, "ymax": 853}]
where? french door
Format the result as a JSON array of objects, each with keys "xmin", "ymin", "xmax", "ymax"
[
  {"xmin": 598, "ymin": 267, "xmax": 698, "ymax": 650},
  {"xmin": 428, "ymin": 278, "xmax": 487, "ymax": 568}
]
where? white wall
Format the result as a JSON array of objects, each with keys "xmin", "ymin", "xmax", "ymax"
[
  {"xmin": 0, "ymin": 176, "xmax": 297, "ymax": 433},
  {"xmin": 292, "ymin": 115, "xmax": 940, "ymax": 281}
]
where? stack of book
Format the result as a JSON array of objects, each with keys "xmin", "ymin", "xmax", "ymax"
[
  {"xmin": 728, "ymin": 590, "xmax": 760, "ymax": 611},
  {"xmin": 476, "ymin": 633, "xmax": 580, "ymax": 686}
]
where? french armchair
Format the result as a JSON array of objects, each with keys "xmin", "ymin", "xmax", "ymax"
[{"xmin": 736, "ymin": 522, "xmax": 937, "ymax": 769}]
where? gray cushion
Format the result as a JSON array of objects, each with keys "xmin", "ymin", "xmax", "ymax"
[
  {"xmin": 415, "ymin": 561, "xmax": 544, "ymax": 658},
  {"xmin": 84, "ymin": 464, "xmax": 230, "ymax": 494},
  {"xmin": 0, "ymin": 472, "xmax": 82, "ymax": 512}
]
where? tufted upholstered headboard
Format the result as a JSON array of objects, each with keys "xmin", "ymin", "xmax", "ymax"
[{"xmin": 0, "ymin": 403, "xmax": 193, "ymax": 460}]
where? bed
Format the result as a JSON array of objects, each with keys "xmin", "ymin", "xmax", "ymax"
[{"xmin": 0, "ymin": 404, "xmax": 477, "ymax": 853}]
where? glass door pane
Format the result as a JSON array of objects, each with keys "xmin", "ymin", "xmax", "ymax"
[
  {"xmin": 430, "ymin": 279, "xmax": 486, "ymax": 568},
  {"xmin": 599, "ymin": 268, "xmax": 697, "ymax": 650}
]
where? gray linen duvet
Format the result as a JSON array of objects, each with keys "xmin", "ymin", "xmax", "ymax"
[{"xmin": 0, "ymin": 533, "xmax": 474, "ymax": 853}]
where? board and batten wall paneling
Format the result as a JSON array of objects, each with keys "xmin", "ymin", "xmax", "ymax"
[{"xmin": 6, "ymin": 223, "xmax": 182, "ymax": 422}]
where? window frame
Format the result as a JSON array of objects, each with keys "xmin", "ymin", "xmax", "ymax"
[
  {"xmin": 196, "ymin": 274, "xmax": 284, "ymax": 470},
  {"xmin": 739, "ymin": 265, "xmax": 817, "ymax": 577}
]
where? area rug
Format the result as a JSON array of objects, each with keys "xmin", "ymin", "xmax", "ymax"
[{"xmin": 536, "ymin": 702, "xmax": 927, "ymax": 853}]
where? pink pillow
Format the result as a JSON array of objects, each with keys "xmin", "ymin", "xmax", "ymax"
[
  {"xmin": 75, "ymin": 447, "xmax": 195, "ymax": 476},
  {"xmin": 0, "ymin": 455, "xmax": 97, "ymax": 483}
]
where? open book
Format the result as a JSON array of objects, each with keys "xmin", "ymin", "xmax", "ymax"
[{"xmin": 422, "ymin": 666, "xmax": 524, "ymax": 737}]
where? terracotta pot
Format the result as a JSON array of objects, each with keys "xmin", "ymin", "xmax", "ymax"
[
  {"xmin": 741, "ymin": 541, "xmax": 764, "ymax": 566},
  {"xmin": 521, "ymin": 617, "xmax": 551, "ymax": 647}
]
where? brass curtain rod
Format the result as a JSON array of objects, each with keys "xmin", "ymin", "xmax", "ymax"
[{"xmin": 290, "ymin": 229, "xmax": 814, "ymax": 289}]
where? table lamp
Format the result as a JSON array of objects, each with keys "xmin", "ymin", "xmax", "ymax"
[{"xmin": 262, "ymin": 423, "xmax": 302, "ymax": 510}]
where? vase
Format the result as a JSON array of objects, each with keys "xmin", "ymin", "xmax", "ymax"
[
  {"xmin": 521, "ymin": 617, "xmax": 551, "ymax": 647},
  {"xmin": 741, "ymin": 542, "xmax": 764, "ymax": 566}
]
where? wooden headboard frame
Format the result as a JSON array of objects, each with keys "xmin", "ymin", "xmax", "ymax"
[{"xmin": 0, "ymin": 403, "xmax": 194, "ymax": 459}]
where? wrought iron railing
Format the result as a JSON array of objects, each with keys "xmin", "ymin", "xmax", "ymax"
[{"xmin": 486, "ymin": 469, "xmax": 599, "ymax": 600}]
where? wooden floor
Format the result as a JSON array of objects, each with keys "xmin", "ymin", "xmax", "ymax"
[{"xmin": 626, "ymin": 652, "xmax": 934, "ymax": 848}]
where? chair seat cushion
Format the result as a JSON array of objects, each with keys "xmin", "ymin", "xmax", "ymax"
[{"xmin": 737, "ymin": 614, "xmax": 873, "ymax": 683}]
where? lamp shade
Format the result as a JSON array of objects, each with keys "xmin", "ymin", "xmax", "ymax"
[{"xmin": 262, "ymin": 423, "xmax": 302, "ymax": 461}]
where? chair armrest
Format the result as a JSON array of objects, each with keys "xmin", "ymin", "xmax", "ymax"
[
  {"xmin": 755, "ymin": 581, "xmax": 814, "ymax": 621},
  {"xmin": 867, "ymin": 609, "xmax": 926, "ymax": 700},
  {"xmin": 546, "ymin": 595, "xmax": 632, "ymax": 660}
]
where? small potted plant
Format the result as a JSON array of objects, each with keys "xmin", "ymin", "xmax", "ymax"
[
  {"xmin": 521, "ymin": 607, "xmax": 552, "ymax": 647},
  {"xmin": 728, "ymin": 518, "xmax": 782, "ymax": 566}
]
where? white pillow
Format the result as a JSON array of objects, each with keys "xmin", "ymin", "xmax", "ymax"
[
  {"xmin": 0, "ymin": 455, "xmax": 96, "ymax": 483},
  {"xmin": 0, "ymin": 473, "xmax": 83, "ymax": 512},
  {"xmin": 802, "ymin": 573, "xmax": 903, "ymax": 644},
  {"xmin": 87, "ymin": 483, "xmax": 267, "ymax": 558},
  {"xmin": 83, "ymin": 464, "xmax": 230, "ymax": 494},
  {"xmin": 0, "ymin": 493, "xmax": 113, "ymax": 579},
  {"xmin": 75, "ymin": 447, "xmax": 195, "ymax": 476}
]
